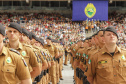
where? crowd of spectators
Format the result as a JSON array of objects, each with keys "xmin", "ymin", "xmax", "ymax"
[{"xmin": 0, "ymin": 12, "xmax": 126, "ymax": 48}]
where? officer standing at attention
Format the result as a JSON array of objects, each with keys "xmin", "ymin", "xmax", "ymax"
[
  {"xmin": 0, "ymin": 23, "xmax": 32, "ymax": 84},
  {"xmin": 6, "ymin": 23, "xmax": 41, "ymax": 81},
  {"xmin": 44, "ymin": 37, "xmax": 59, "ymax": 84},
  {"xmin": 86, "ymin": 26, "xmax": 126, "ymax": 84}
]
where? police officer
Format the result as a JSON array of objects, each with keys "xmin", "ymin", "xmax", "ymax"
[
  {"xmin": 0, "ymin": 23, "xmax": 32, "ymax": 84},
  {"xmin": 52, "ymin": 40, "xmax": 60, "ymax": 83},
  {"xmin": 74, "ymin": 40, "xmax": 85, "ymax": 84},
  {"xmin": 64, "ymin": 45, "xmax": 70, "ymax": 65},
  {"xmin": 6, "ymin": 23, "xmax": 41, "ymax": 81},
  {"xmin": 33, "ymin": 37, "xmax": 49, "ymax": 84},
  {"xmin": 44, "ymin": 37, "xmax": 59, "ymax": 84},
  {"xmin": 72, "ymin": 40, "xmax": 83, "ymax": 84},
  {"xmin": 86, "ymin": 26, "xmax": 126, "ymax": 84},
  {"xmin": 19, "ymin": 28, "xmax": 30, "ymax": 44}
]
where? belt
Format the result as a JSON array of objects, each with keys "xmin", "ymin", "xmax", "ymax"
[
  {"xmin": 47, "ymin": 69, "xmax": 49, "ymax": 73},
  {"xmin": 44, "ymin": 70, "xmax": 47, "ymax": 76},
  {"xmin": 53, "ymin": 57, "xmax": 56, "ymax": 61},
  {"xmin": 56, "ymin": 58, "xmax": 60, "ymax": 63}
]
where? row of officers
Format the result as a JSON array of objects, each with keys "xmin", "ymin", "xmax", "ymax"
[
  {"xmin": 0, "ymin": 22, "xmax": 64, "ymax": 84},
  {"xmin": 67, "ymin": 26, "xmax": 126, "ymax": 84}
]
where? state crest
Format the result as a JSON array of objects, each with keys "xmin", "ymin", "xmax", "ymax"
[{"xmin": 84, "ymin": 3, "xmax": 96, "ymax": 18}]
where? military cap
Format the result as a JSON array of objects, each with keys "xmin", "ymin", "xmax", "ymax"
[
  {"xmin": 29, "ymin": 32, "xmax": 33, "ymax": 40},
  {"xmin": 51, "ymin": 39, "xmax": 55, "ymax": 42},
  {"xmin": 74, "ymin": 41, "xmax": 77, "ymax": 44},
  {"xmin": 22, "ymin": 28, "xmax": 29, "ymax": 37},
  {"xmin": 55, "ymin": 40, "xmax": 59, "ymax": 43},
  {"xmin": 104, "ymin": 26, "xmax": 118, "ymax": 38},
  {"xmin": 85, "ymin": 37, "xmax": 90, "ymax": 40},
  {"xmin": 8, "ymin": 22, "xmax": 22, "ymax": 33},
  {"xmin": 46, "ymin": 36, "xmax": 52, "ymax": 40},
  {"xmin": 81, "ymin": 39, "xmax": 85, "ymax": 42},
  {"xmin": 94, "ymin": 32, "xmax": 98, "ymax": 36},
  {"xmin": 40, "ymin": 38, "xmax": 44, "ymax": 43},
  {"xmin": 95, "ymin": 31, "xmax": 98, "ymax": 35},
  {"xmin": 92, "ymin": 33, "xmax": 95, "ymax": 37},
  {"xmin": 40, "ymin": 38, "xmax": 44, "ymax": 45},
  {"xmin": 0, "ymin": 23, "xmax": 5, "ymax": 36},
  {"xmin": 97, "ymin": 28, "xmax": 105, "ymax": 35},
  {"xmin": 32, "ymin": 32, "xmax": 37, "ymax": 40},
  {"xmin": 88, "ymin": 36, "xmax": 92, "ymax": 39},
  {"xmin": 35, "ymin": 37, "xmax": 41, "ymax": 43}
]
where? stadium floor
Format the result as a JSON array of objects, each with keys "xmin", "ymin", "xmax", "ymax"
[
  {"xmin": 60, "ymin": 32, "xmax": 93, "ymax": 84},
  {"xmin": 60, "ymin": 59, "xmax": 74, "ymax": 84}
]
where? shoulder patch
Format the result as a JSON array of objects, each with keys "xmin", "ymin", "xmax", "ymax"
[{"xmin": 9, "ymin": 48, "xmax": 20, "ymax": 55}]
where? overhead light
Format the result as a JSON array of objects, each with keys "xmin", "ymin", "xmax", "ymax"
[
  {"xmin": 109, "ymin": 0, "xmax": 112, "ymax": 3},
  {"xmin": 68, "ymin": 0, "xmax": 71, "ymax": 3},
  {"xmin": 26, "ymin": 0, "xmax": 29, "ymax": 4}
]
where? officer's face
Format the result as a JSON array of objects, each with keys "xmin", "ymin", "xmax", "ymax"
[
  {"xmin": 94, "ymin": 35, "xmax": 99, "ymax": 45},
  {"xmin": 35, "ymin": 41, "xmax": 41, "ymax": 47},
  {"xmin": 83, "ymin": 40, "xmax": 89, "ymax": 47},
  {"xmin": 31, "ymin": 38, "xmax": 36, "ymax": 45},
  {"xmin": 6, "ymin": 27, "xmax": 21, "ymax": 42},
  {"xmin": 46, "ymin": 39, "xmax": 52, "ymax": 45},
  {"xmin": 104, "ymin": 31, "xmax": 118, "ymax": 44},
  {"xmin": 91, "ymin": 37, "xmax": 95, "ymax": 45},
  {"xmin": 97, "ymin": 31, "xmax": 105, "ymax": 44},
  {"xmin": 79, "ymin": 41, "xmax": 83, "ymax": 47},
  {"xmin": 0, "ymin": 34, "xmax": 5, "ymax": 43},
  {"xmin": 19, "ymin": 34, "xmax": 28, "ymax": 43},
  {"xmin": 88, "ymin": 39, "xmax": 92, "ymax": 47}
]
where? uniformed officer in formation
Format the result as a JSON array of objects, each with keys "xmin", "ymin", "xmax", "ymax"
[
  {"xmin": 64, "ymin": 44, "xmax": 71, "ymax": 65},
  {"xmin": 70, "ymin": 26, "xmax": 126, "ymax": 84},
  {"xmin": 0, "ymin": 22, "xmax": 65, "ymax": 84},
  {"xmin": 0, "ymin": 23, "xmax": 32, "ymax": 84},
  {"xmin": 86, "ymin": 26, "xmax": 126, "ymax": 84},
  {"xmin": 2, "ymin": 21, "xmax": 125, "ymax": 84},
  {"xmin": 6, "ymin": 23, "xmax": 41, "ymax": 82}
]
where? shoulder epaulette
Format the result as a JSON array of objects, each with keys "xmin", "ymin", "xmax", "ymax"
[
  {"xmin": 87, "ymin": 47, "xmax": 92, "ymax": 50},
  {"xmin": 23, "ymin": 44, "xmax": 32, "ymax": 48},
  {"xmin": 9, "ymin": 48, "xmax": 20, "ymax": 55},
  {"xmin": 33, "ymin": 46, "xmax": 40, "ymax": 50},
  {"xmin": 121, "ymin": 48, "xmax": 126, "ymax": 51}
]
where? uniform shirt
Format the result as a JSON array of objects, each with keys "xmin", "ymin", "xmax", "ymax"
[
  {"xmin": 43, "ymin": 49, "xmax": 52, "ymax": 62},
  {"xmin": 72, "ymin": 44, "xmax": 80, "ymax": 57},
  {"xmin": 70, "ymin": 44, "xmax": 76, "ymax": 56},
  {"xmin": 85, "ymin": 46, "xmax": 126, "ymax": 84},
  {"xmin": 75, "ymin": 47, "xmax": 84, "ymax": 67},
  {"xmin": 7, "ymin": 42, "xmax": 39, "ymax": 71},
  {"xmin": 0, "ymin": 46, "xmax": 30, "ymax": 84},
  {"xmin": 32, "ymin": 46, "xmax": 46, "ymax": 63},
  {"xmin": 82, "ymin": 47, "xmax": 92, "ymax": 66},
  {"xmin": 86, "ymin": 46, "xmax": 100, "ymax": 66},
  {"xmin": 44, "ymin": 44, "xmax": 58, "ymax": 58}
]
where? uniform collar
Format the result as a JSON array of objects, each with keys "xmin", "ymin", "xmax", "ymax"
[
  {"xmin": 102, "ymin": 45, "xmax": 121, "ymax": 55},
  {"xmin": 7, "ymin": 42, "xmax": 23, "ymax": 50},
  {"xmin": 0, "ymin": 46, "xmax": 7, "ymax": 56}
]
